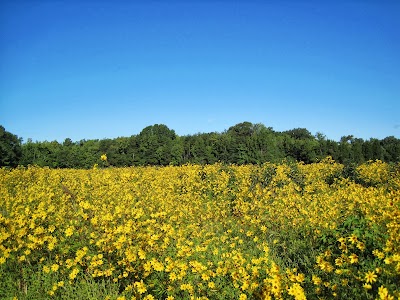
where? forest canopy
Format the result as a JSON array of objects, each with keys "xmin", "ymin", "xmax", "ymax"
[{"xmin": 0, "ymin": 122, "xmax": 399, "ymax": 168}]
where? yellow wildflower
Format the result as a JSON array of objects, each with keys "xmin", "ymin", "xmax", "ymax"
[
  {"xmin": 288, "ymin": 283, "xmax": 306, "ymax": 300},
  {"xmin": 69, "ymin": 268, "xmax": 79, "ymax": 280},
  {"xmin": 134, "ymin": 280, "xmax": 147, "ymax": 294},
  {"xmin": 364, "ymin": 271, "xmax": 377, "ymax": 284},
  {"xmin": 363, "ymin": 283, "xmax": 372, "ymax": 290},
  {"xmin": 65, "ymin": 226, "xmax": 74, "ymax": 237},
  {"xmin": 51, "ymin": 264, "xmax": 59, "ymax": 272},
  {"xmin": 349, "ymin": 253, "xmax": 358, "ymax": 264},
  {"xmin": 312, "ymin": 275, "xmax": 322, "ymax": 285},
  {"xmin": 239, "ymin": 294, "xmax": 247, "ymax": 300}
]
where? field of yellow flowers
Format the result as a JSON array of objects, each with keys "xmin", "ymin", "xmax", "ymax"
[{"xmin": 1, "ymin": 158, "xmax": 399, "ymax": 300}]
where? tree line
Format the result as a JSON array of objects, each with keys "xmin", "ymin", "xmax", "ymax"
[{"xmin": 1, "ymin": 122, "xmax": 399, "ymax": 168}]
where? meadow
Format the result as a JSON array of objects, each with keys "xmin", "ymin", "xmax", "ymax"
[{"xmin": 1, "ymin": 158, "xmax": 399, "ymax": 299}]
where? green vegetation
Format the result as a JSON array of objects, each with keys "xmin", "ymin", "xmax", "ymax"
[
  {"xmin": 1, "ymin": 161, "xmax": 399, "ymax": 299},
  {"xmin": 0, "ymin": 126, "xmax": 22, "ymax": 168},
  {"xmin": 1, "ymin": 122, "xmax": 399, "ymax": 168}
]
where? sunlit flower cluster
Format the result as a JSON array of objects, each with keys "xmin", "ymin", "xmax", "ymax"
[{"xmin": 1, "ymin": 158, "xmax": 399, "ymax": 299}]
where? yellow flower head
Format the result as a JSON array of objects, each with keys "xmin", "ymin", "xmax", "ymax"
[
  {"xmin": 349, "ymin": 253, "xmax": 358, "ymax": 264},
  {"xmin": 65, "ymin": 226, "xmax": 74, "ymax": 237},
  {"xmin": 239, "ymin": 293, "xmax": 247, "ymax": 300},
  {"xmin": 364, "ymin": 271, "xmax": 377, "ymax": 284},
  {"xmin": 134, "ymin": 280, "xmax": 147, "ymax": 294},
  {"xmin": 51, "ymin": 264, "xmax": 59, "ymax": 272},
  {"xmin": 69, "ymin": 268, "xmax": 79, "ymax": 280},
  {"xmin": 363, "ymin": 283, "xmax": 372, "ymax": 290}
]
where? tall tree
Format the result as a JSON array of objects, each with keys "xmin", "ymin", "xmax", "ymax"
[
  {"xmin": 0, "ymin": 126, "xmax": 22, "ymax": 167},
  {"xmin": 339, "ymin": 135, "xmax": 354, "ymax": 164},
  {"xmin": 227, "ymin": 122, "xmax": 255, "ymax": 163},
  {"xmin": 15, "ymin": 122, "xmax": 400, "ymax": 168},
  {"xmin": 351, "ymin": 138, "xmax": 365, "ymax": 164},
  {"xmin": 137, "ymin": 124, "xmax": 177, "ymax": 165},
  {"xmin": 283, "ymin": 128, "xmax": 318, "ymax": 163},
  {"xmin": 381, "ymin": 136, "xmax": 400, "ymax": 162}
]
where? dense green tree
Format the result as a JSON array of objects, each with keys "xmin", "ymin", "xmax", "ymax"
[
  {"xmin": 0, "ymin": 126, "xmax": 22, "ymax": 167},
  {"xmin": 137, "ymin": 124, "xmax": 177, "ymax": 165},
  {"xmin": 282, "ymin": 129, "xmax": 318, "ymax": 163},
  {"xmin": 13, "ymin": 122, "xmax": 400, "ymax": 168},
  {"xmin": 191, "ymin": 134, "xmax": 208, "ymax": 164},
  {"xmin": 325, "ymin": 139, "xmax": 340, "ymax": 161},
  {"xmin": 99, "ymin": 137, "xmax": 133, "ymax": 167},
  {"xmin": 63, "ymin": 138, "xmax": 74, "ymax": 147},
  {"xmin": 381, "ymin": 136, "xmax": 400, "ymax": 162},
  {"xmin": 79, "ymin": 139, "xmax": 101, "ymax": 168},
  {"xmin": 351, "ymin": 138, "xmax": 365, "ymax": 164},
  {"xmin": 226, "ymin": 122, "xmax": 255, "ymax": 164},
  {"xmin": 170, "ymin": 136, "xmax": 184, "ymax": 165},
  {"xmin": 284, "ymin": 128, "xmax": 314, "ymax": 140},
  {"xmin": 363, "ymin": 138, "xmax": 384, "ymax": 161},
  {"xmin": 338, "ymin": 135, "xmax": 354, "ymax": 164},
  {"xmin": 214, "ymin": 132, "xmax": 236, "ymax": 163},
  {"xmin": 57, "ymin": 138, "xmax": 75, "ymax": 168},
  {"xmin": 227, "ymin": 121, "xmax": 255, "ymax": 138},
  {"xmin": 315, "ymin": 132, "xmax": 329, "ymax": 159},
  {"xmin": 20, "ymin": 138, "xmax": 37, "ymax": 166}
]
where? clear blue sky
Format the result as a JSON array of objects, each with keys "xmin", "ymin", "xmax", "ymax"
[{"xmin": 1, "ymin": 0, "xmax": 399, "ymax": 142}]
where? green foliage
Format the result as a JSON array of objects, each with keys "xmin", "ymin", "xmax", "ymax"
[
  {"xmin": 312, "ymin": 212, "xmax": 391, "ymax": 299},
  {"xmin": 2, "ymin": 121, "xmax": 398, "ymax": 168},
  {"xmin": 137, "ymin": 124, "xmax": 178, "ymax": 165},
  {"xmin": 1, "ymin": 162, "xmax": 399, "ymax": 299},
  {"xmin": 0, "ymin": 263, "xmax": 121, "ymax": 300},
  {"xmin": 0, "ymin": 126, "xmax": 22, "ymax": 167}
]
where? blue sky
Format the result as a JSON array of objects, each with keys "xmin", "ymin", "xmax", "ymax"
[{"xmin": 1, "ymin": 1, "xmax": 399, "ymax": 142}]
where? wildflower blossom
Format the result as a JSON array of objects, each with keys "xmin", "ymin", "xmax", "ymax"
[{"xmin": 364, "ymin": 271, "xmax": 377, "ymax": 284}]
